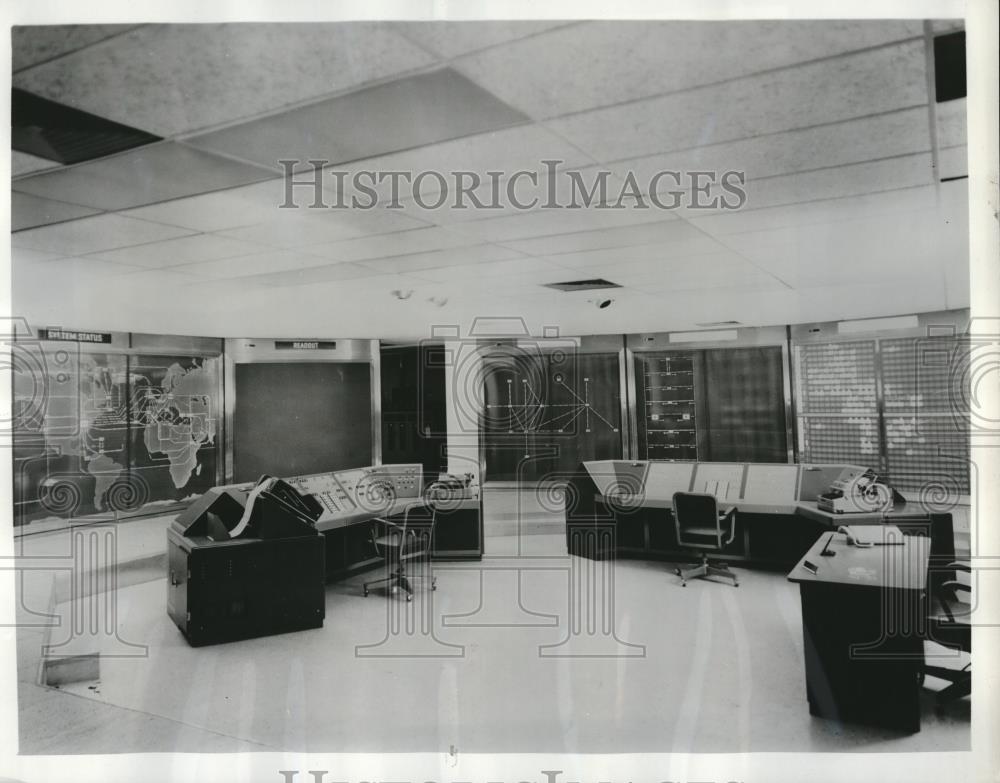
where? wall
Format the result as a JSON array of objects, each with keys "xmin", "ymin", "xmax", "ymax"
[{"xmin": 9, "ymin": 308, "xmax": 972, "ymax": 526}]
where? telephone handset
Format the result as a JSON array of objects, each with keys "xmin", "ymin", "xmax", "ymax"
[
  {"xmin": 838, "ymin": 525, "xmax": 874, "ymax": 548},
  {"xmin": 837, "ymin": 524, "xmax": 904, "ymax": 547}
]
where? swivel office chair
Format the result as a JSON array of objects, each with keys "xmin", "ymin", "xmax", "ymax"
[
  {"xmin": 362, "ymin": 505, "xmax": 437, "ymax": 601},
  {"xmin": 922, "ymin": 561, "xmax": 971, "ymax": 712},
  {"xmin": 672, "ymin": 491, "xmax": 739, "ymax": 587}
]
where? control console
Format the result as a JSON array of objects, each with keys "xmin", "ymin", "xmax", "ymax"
[{"xmin": 282, "ymin": 464, "xmax": 424, "ymax": 524}]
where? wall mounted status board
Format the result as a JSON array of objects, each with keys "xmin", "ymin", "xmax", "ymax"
[{"xmin": 233, "ymin": 362, "xmax": 372, "ymax": 482}]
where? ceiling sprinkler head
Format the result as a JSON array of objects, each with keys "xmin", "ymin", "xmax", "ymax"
[{"xmin": 391, "ymin": 289, "xmax": 414, "ymax": 300}]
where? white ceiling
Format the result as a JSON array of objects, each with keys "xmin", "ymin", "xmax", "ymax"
[{"xmin": 9, "ymin": 19, "xmax": 969, "ymax": 340}]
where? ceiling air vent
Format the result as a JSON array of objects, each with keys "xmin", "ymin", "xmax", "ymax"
[
  {"xmin": 12, "ymin": 88, "xmax": 162, "ymax": 165},
  {"xmin": 695, "ymin": 320, "xmax": 742, "ymax": 327},
  {"xmin": 543, "ymin": 279, "xmax": 622, "ymax": 292}
]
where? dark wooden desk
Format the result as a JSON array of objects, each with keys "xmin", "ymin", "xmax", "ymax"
[{"xmin": 788, "ymin": 530, "xmax": 930, "ymax": 733}]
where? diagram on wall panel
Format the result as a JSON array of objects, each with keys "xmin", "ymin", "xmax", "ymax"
[{"xmin": 488, "ymin": 371, "xmax": 619, "ymax": 457}]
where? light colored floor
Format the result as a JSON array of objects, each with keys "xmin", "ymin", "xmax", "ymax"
[{"xmin": 14, "ymin": 490, "xmax": 971, "ymax": 754}]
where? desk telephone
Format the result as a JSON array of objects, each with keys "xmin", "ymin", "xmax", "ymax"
[
  {"xmin": 426, "ymin": 472, "xmax": 477, "ymax": 501},
  {"xmin": 817, "ymin": 467, "xmax": 893, "ymax": 514}
]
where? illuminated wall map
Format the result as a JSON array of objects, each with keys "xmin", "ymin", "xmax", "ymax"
[{"xmin": 12, "ymin": 345, "xmax": 220, "ymax": 524}]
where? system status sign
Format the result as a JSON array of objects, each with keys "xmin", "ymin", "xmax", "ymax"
[{"xmin": 38, "ymin": 328, "xmax": 113, "ymax": 343}]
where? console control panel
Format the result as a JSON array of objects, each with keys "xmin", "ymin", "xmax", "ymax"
[{"xmin": 285, "ymin": 464, "xmax": 424, "ymax": 524}]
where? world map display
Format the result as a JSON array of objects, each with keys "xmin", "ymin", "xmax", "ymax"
[{"xmin": 12, "ymin": 346, "xmax": 220, "ymax": 523}]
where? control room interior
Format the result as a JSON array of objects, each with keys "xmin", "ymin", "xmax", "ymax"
[{"xmin": 5, "ymin": 16, "xmax": 988, "ymax": 762}]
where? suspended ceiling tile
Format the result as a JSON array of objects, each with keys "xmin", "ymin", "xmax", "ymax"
[
  {"xmin": 11, "ymin": 213, "xmax": 194, "ymax": 255},
  {"xmin": 416, "ymin": 257, "xmax": 572, "ymax": 283},
  {"xmin": 323, "ymin": 123, "xmax": 595, "ymax": 205},
  {"xmin": 12, "ymin": 192, "xmax": 101, "ymax": 231},
  {"xmin": 610, "ymin": 107, "xmax": 931, "ymax": 187},
  {"xmin": 12, "ymin": 142, "xmax": 277, "ymax": 212},
  {"xmin": 216, "ymin": 209, "xmax": 428, "ymax": 249},
  {"xmin": 547, "ymin": 40, "xmax": 929, "ymax": 163},
  {"xmin": 10, "ymin": 247, "xmax": 64, "ymax": 264},
  {"xmin": 640, "ymin": 274, "xmax": 783, "ymax": 294},
  {"xmin": 413, "ymin": 165, "xmax": 625, "ymax": 227},
  {"xmin": 610, "ymin": 251, "xmax": 776, "ymax": 288},
  {"xmin": 791, "ymin": 281, "xmax": 947, "ymax": 322},
  {"xmin": 687, "ymin": 184, "xmax": 945, "ymax": 237},
  {"xmin": 12, "ymin": 25, "xmax": 141, "ymax": 71},
  {"xmin": 729, "ymin": 208, "xmax": 966, "ymax": 274},
  {"xmin": 740, "ymin": 238, "xmax": 950, "ymax": 289},
  {"xmin": 456, "ymin": 20, "xmax": 922, "ymax": 120},
  {"xmin": 86, "ymin": 233, "xmax": 266, "ymax": 269},
  {"xmin": 566, "ymin": 253, "xmax": 722, "ymax": 283},
  {"xmin": 302, "ymin": 226, "xmax": 481, "ymax": 263},
  {"xmin": 11, "ymin": 150, "xmax": 61, "ymax": 177},
  {"xmin": 115, "ymin": 267, "xmax": 207, "ymax": 287},
  {"xmin": 685, "ymin": 154, "xmax": 935, "ymax": 234},
  {"xmin": 446, "ymin": 201, "xmax": 670, "ymax": 244},
  {"xmin": 739, "ymin": 153, "xmax": 935, "ymax": 210},
  {"xmin": 358, "ymin": 243, "xmax": 522, "ymax": 274},
  {"xmin": 936, "ymin": 98, "xmax": 967, "ymax": 149},
  {"xmin": 171, "ymin": 248, "xmax": 341, "ymax": 279},
  {"xmin": 186, "ymin": 68, "xmax": 529, "ymax": 173},
  {"xmin": 13, "ymin": 255, "xmax": 146, "ymax": 284},
  {"xmin": 394, "ymin": 21, "xmax": 575, "ymax": 60},
  {"xmin": 323, "ymin": 272, "xmax": 437, "ymax": 295},
  {"xmin": 531, "ymin": 237, "xmax": 730, "ymax": 270},
  {"xmin": 120, "ymin": 179, "xmax": 303, "ymax": 232},
  {"xmin": 499, "ymin": 215, "xmax": 700, "ymax": 257},
  {"xmin": 546, "ymin": 234, "xmax": 744, "ymax": 277},
  {"xmin": 14, "ymin": 23, "xmax": 437, "ymax": 137},
  {"xmin": 221, "ymin": 262, "xmax": 378, "ymax": 289}
]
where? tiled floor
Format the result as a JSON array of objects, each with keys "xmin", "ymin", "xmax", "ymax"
[{"xmin": 14, "ymin": 490, "xmax": 971, "ymax": 755}]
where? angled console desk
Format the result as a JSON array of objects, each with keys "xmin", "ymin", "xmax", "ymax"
[
  {"xmin": 168, "ymin": 464, "xmax": 482, "ymax": 645},
  {"xmin": 279, "ymin": 466, "xmax": 483, "ymax": 578},
  {"xmin": 565, "ymin": 460, "xmax": 952, "ymax": 569},
  {"xmin": 208, "ymin": 464, "xmax": 483, "ymax": 580}
]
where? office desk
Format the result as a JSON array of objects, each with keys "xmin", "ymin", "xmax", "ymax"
[
  {"xmin": 788, "ymin": 530, "xmax": 930, "ymax": 733},
  {"xmin": 565, "ymin": 460, "xmax": 950, "ymax": 569}
]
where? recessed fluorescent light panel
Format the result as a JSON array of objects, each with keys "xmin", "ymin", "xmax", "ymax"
[{"xmin": 543, "ymin": 279, "xmax": 622, "ymax": 292}]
